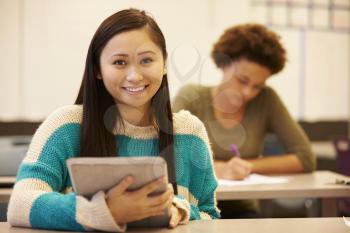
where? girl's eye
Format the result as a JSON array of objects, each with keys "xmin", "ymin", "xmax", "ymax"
[
  {"xmin": 114, "ymin": 60, "xmax": 126, "ymax": 66},
  {"xmin": 141, "ymin": 58, "xmax": 153, "ymax": 64},
  {"xmin": 238, "ymin": 78, "xmax": 248, "ymax": 85}
]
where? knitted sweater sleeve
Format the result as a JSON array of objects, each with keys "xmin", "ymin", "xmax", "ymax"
[
  {"xmin": 172, "ymin": 111, "xmax": 221, "ymax": 222},
  {"xmin": 7, "ymin": 106, "xmax": 125, "ymax": 232}
]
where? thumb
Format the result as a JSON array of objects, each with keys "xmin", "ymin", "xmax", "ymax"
[
  {"xmin": 169, "ymin": 205, "xmax": 180, "ymax": 228},
  {"xmin": 108, "ymin": 176, "xmax": 134, "ymax": 196}
]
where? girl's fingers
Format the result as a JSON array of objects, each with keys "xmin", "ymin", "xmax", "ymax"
[
  {"xmin": 108, "ymin": 176, "xmax": 134, "ymax": 196},
  {"xmin": 169, "ymin": 206, "xmax": 180, "ymax": 228},
  {"xmin": 148, "ymin": 187, "xmax": 173, "ymax": 206},
  {"xmin": 136, "ymin": 177, "xmax": 165, "ymax": 197}
]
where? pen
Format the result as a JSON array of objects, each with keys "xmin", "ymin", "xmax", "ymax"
[{"xmin": 230, "ymin": 144, "xmax": 241, "ymax": 157}]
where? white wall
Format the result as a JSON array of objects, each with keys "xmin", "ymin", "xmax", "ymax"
[
  {"xmin": 0, "ymin": 0, "xmax": 21, "ymax": 119},
  {"xmin": 0, "ymin": 0, "xmax": 349, "ymax": 121}
]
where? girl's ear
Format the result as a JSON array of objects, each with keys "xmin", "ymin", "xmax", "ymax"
[
  {"xmin": 163, "ymin": 59, "xmax": 168, "ymax": 75},
  {"xmin": 97, "ymin": 75, "xmax": 102, "ymax": 80},
  {"xmin": 163, "ymin": 63, "xmax": 168, "ymax": 75}
]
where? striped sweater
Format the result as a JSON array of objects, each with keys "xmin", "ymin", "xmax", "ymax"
[{"xmin": 7, "ymin": 105, "xmax": 220, "ymax": 232}]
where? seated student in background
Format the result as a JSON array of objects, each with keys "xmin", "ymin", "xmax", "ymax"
[
  {"xmin": 173, "ymin": 24, "xmax": 316, "ymax": 218},
  {"xmin": 7, "ymin": 8, "xmax": 219, "ymax": 232}
]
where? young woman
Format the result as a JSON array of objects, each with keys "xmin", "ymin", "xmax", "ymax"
[
  {"xmin": 7, "ymin": 9, "xmax": 220, "ymax": 232},
  {"xmin": 173, "ymin": 24, "xmax": 316, "ymax": 218}
]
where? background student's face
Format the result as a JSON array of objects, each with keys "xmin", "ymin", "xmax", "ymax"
[
  {"xmin": 99, "ymin": 28, "xmax": 165, "ymax": 113},
  {"xmin": 218, "ymin": 58, "xmax": 271, "ymax": 108}
]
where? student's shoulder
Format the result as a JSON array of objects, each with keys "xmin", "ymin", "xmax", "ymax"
[
  {"xmin": 174, "ymin": 84, "xmax": 213, "ymax": 111},
  {"xmin": 39, "ymin": 105, "xmax": 83, "ymax": 131},
  {"xmin": 252, "ymin": 86, "xmax": 282, "ymax": 107},
  {"xmin": 46, "ymin": 105, "xmax": 83, "ymax": 123},
  {"xmin": 173, "ymin": 110, "xmax": 213, "ymax": 158},
  {"xmin": 27, "ymin": 105, "xmax": 82, "ymax": 156},
  {"xmin": 173, "ymin": 110, "xmax": 209, "ymax": 141},
  {"xmin": 177, "ymin": 83, "xmax": 211, "ymax": 97},
  {"xmin": 259, "ymin": 86, "xmax": 280, "ymax": 100},
  {"xmin": 253, "ymin": 86, "xmax": 289, "ymax": 120},
  {"xmin": 173, "ymin": 110, "xmax": 203, "ymax": 131}
]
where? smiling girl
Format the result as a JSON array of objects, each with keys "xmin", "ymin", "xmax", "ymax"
[{"xmin": 7, "ymin": 9, "xmax": 220, "ymax": 232}]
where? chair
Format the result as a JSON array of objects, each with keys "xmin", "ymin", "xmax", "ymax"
[
  {"xmin": 333, "ymin": 137, "xmax": 350, "ymax": 216},
  {"xmin": 0, "ymin": 136, "xmax": 30, "ymax": 176},
  {"xmin": 0, "ymin": 136, "xmax": 31, "ymax": 221}
]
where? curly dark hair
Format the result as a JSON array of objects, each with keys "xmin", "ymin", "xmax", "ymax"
[{"xmin": 211, "ymin": 24, "xmax": 286, "ymax": 75}]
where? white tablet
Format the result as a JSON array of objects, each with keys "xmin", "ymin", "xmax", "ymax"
[{"xmin": 67, "ymin": 156, "xmax": 170, "ymax": 227}]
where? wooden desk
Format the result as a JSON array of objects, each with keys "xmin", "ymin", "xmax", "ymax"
[
  {"xmin": 217, "ymin": 170, "xmax": 350, "ymax": 216},
  {"xmin": 0, "ymin": 218, "xmax": 349, "ymax": 233},
  {"xmin": 2, "ymin": 171, "xmax": 349, "ymax": 216}
]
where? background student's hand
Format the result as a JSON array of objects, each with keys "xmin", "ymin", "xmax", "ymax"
[
  {"xmin": 106, "ymin": 176, "xmax": 174, "ymax": 225},
  {"xmin": 226, "ymin": 157, "xmax": 253, "ymax": 180},
  {"xmin": 215, "ymin": 157, "xmax": 252, "ymax": 180}
]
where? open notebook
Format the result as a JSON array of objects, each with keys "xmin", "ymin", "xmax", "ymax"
[{"xmin": 218, "ymin": 173, "xmax": 289, "ymax": 186}]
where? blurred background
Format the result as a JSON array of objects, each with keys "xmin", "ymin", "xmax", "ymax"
[
  {"xmin": 0, "ymin": 0, "xmax": 349, "ymax": 121},
  {"xmin": 0, "ymin": 0, "xmax": 349, "ymax": 220}
]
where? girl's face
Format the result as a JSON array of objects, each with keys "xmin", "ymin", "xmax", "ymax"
[
  {"xmin": 99, "ymin": 28, "xmax": 165, "ymax": 114},
  {"xmin": 216, "ymin": 58, "xmax": 271, "ymax": 110}
]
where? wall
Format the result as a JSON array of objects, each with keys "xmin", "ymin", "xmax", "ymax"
[{"xmin": 0, "ymin": 0, "xmax": 349, "ymax": 121}]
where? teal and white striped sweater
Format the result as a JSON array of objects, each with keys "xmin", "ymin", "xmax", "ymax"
[{"xmin": 7, "ymin": 105, "xmax": 220, "ymax": 232}]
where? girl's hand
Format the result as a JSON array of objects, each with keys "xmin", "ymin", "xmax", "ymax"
[
  {"xmin": 106, "ymin": 176, "xmax": 174, "ymax": 225},
  {"xmin": 168, "ymin": 204, "xmax": 184, "ymax": 229}
]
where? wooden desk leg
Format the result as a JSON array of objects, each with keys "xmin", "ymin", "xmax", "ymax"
[{"xmin": 321, "ymin": 198, "xmax": 338, "ymax": 217}]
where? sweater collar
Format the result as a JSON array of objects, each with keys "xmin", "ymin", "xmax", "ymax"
[{"xmin": 114, "ymin": 119, "xmax": 158, "ymax": 139}]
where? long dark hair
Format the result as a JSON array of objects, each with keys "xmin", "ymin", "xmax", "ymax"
[{"xmin": 74, "ymin": 9, "xmax": 176, "ymax": 192}]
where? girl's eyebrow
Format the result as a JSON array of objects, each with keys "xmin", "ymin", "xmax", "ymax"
[
  {"xmin": 137, "ymin": 50, "xmax": 156, "ymax": 55},
  {"xmin": 111, "ymin": 51, "xmax": 155, "ymax": 57},
  {"xmin": 111, "ymin": 53, "xmax": 128, "ymax": 57}
]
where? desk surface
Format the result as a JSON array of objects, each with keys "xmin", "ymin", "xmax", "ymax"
[
  {"xmin": 1, "ymin": 171, "xmax": 350, "ymax": 202},
  {"xmin": 217, "ymin": 170, "xmax": 350, "ymax": 200},
  {"xmin": 0, "ymin": 218, "xmax": 349, "ymax": 233}
]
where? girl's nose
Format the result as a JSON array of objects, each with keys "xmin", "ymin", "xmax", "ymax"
[
  {"xmin": 241, "ymin": 87, "xmax": 253, "ymax": 100},
  {"xmin": 126, "ymin": 67, "xmax": 143, "ymax": 82}
]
